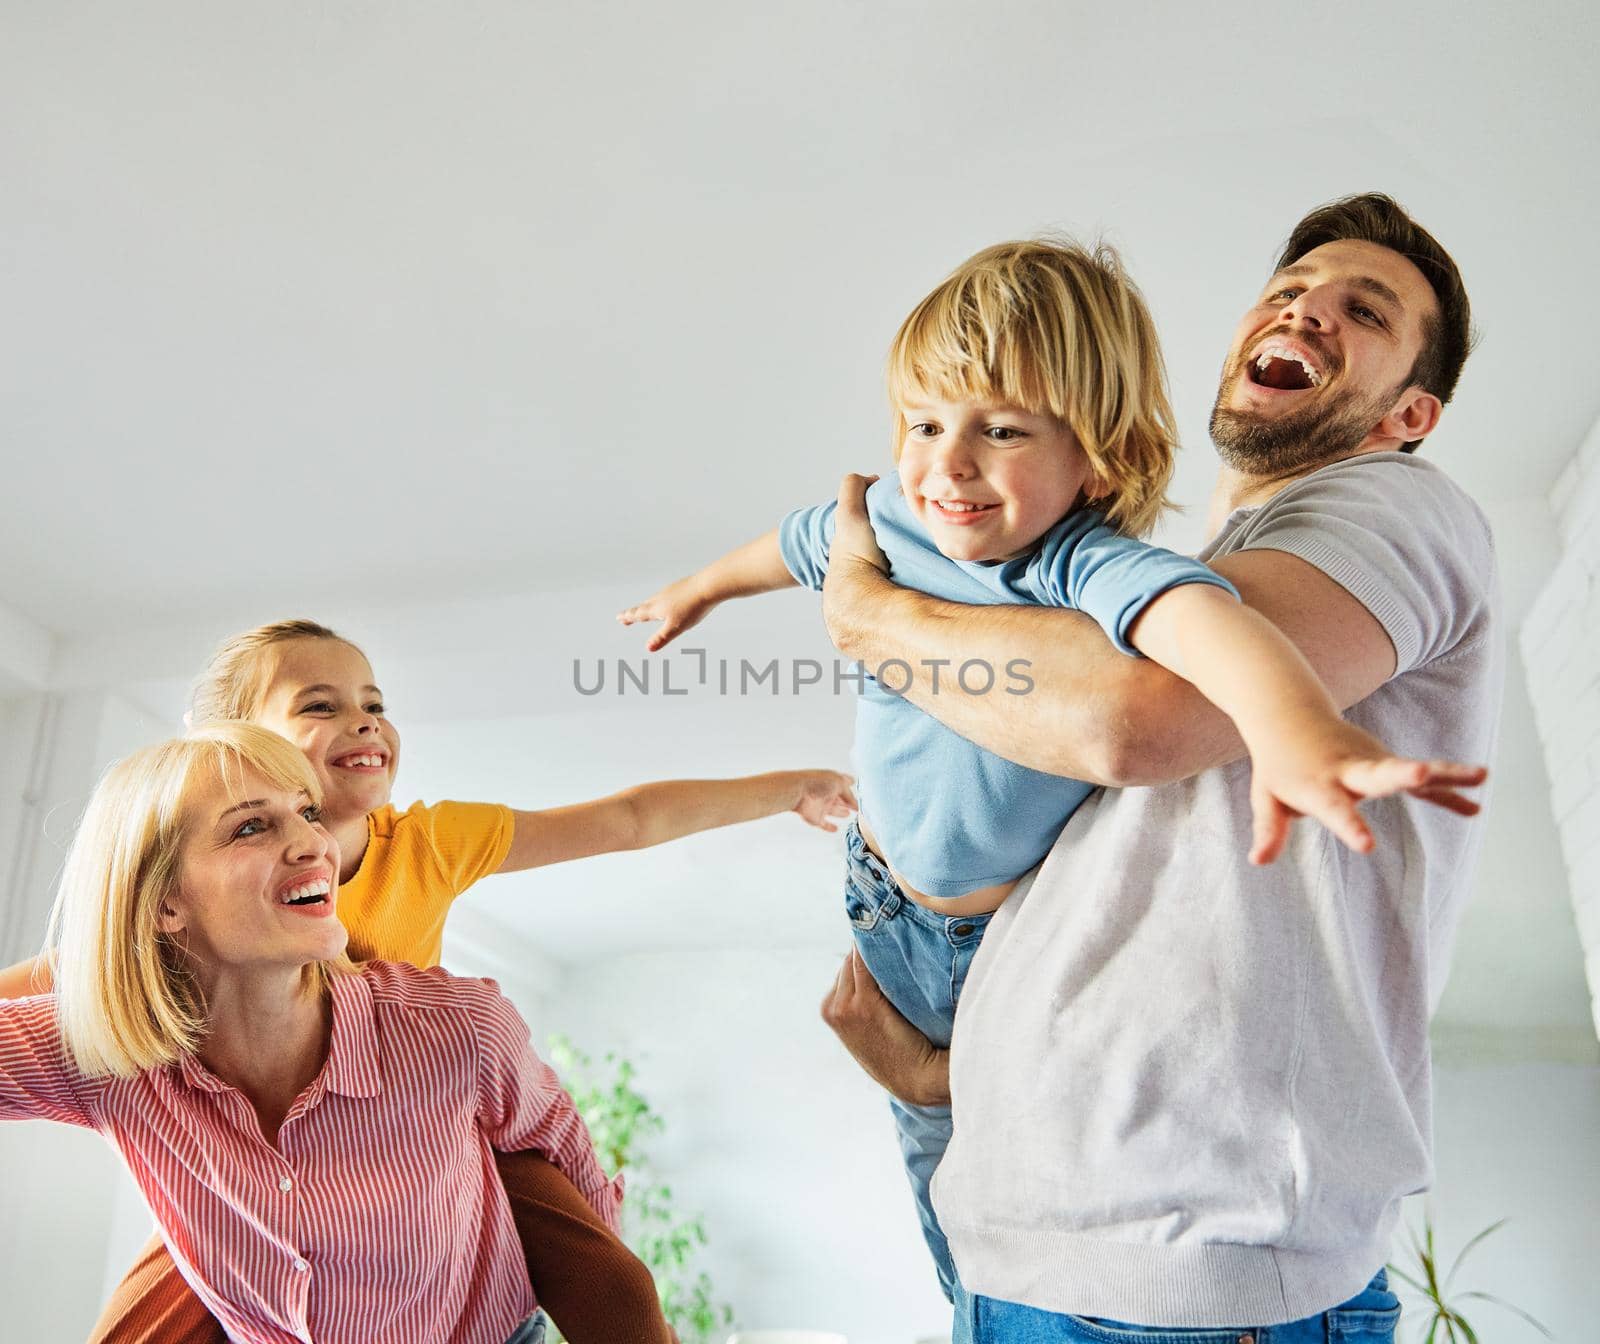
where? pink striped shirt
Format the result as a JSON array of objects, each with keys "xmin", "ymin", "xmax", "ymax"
[{"xmin": 0, "ymin": 961, "xmax": 622, "ymax": 1344}]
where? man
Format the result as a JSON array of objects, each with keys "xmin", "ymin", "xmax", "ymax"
[{"xmin": 819, "ymin": 194, "xmax": 1501, "ymax": 1342}]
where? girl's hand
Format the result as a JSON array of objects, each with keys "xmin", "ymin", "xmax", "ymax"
[
  {"xmin": 790, "ymin": 770, "xmax": 858, "ymax": 832},
  {"xmin": 1244, "ymin": 713, "xmax": 1488, "ymax": 865},
  {"xmin": 617, "ymin": 577, "xmax": 717, "ymax": 652}
]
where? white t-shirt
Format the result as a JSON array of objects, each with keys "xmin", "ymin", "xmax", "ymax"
[{"xmin": 933, "ymin": 452, "xmax": 1504, "ymax": 1327}]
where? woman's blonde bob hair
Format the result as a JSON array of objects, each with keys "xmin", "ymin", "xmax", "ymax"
[
  {"xmin": 189, "ymin": 618, "xmax": 356, "ymax": 727},
  {"xmin": 887, "ymin": 238, "xmax": 1178, "ymax": 538},
  {"xmin": 47, "ymin": 721, "xmax": 349, "ymax": 1079}
]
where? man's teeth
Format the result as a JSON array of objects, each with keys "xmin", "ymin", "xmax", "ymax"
[
  {"xmin": 281, "ymin": 880, "xmax": 331, "ymax": 906},
  {"xmin": 339, "ymin": 754, "xmax": 385, "ymax": 767},
  {"xmin": 934, "ymin": 501, "xmax": 992, "ymax": 512},
  {"xmin": 1254, "ymin": 343, "xmax": 1324, "ymax": 387}
]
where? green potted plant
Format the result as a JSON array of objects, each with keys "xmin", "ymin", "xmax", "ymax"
[
  {"xmin": 547, "ymin": 1034, "xmax": 735, "ymax": 1344},
  {"xmin": 1388, "ymin": 1212, "xmax": 1551, "ymax": 1342}
]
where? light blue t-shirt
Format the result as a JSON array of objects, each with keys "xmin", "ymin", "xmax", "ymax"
[{"xmin": 779, "ymin": 474, "xmax": 1238, "ymax": 897}]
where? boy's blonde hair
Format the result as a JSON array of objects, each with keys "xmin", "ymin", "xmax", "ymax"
[
  {"xmin": 47, "ymin": 722, "xmax": 350, "ymax": 1079},
  {"xmin": 887, "ymin": 239, "xmax": 1178, "ymax": 537},
  {"xmin": 190, "ymin": 619, "xmax": 356, "ymax": 726}
]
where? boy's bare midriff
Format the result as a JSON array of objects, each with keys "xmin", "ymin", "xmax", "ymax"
[{"xmin": 856, "ymin": 816, "xmax": 1017, "ymax": 917}]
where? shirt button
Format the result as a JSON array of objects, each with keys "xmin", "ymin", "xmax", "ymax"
[
  {"xmin": 1237, "ymin": 1335, "xmax": 1255, "ymax": 1344},
  {"xmin": 279, "ymin": 1177, "xmax": 294, "ymax": 1192},
  {"xmin": 293, "ymin": 1258, "xmax": 309, "ymax": 1273}
]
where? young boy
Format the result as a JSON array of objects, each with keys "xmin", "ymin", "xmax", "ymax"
[{"xmin": 619, "ymin": 239, "xmax": 1473, "ymax": 1299}]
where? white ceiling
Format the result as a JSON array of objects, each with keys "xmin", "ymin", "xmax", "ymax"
[{"xmin": 3, "ymin": 1, "xmax": 1598, "ymax": 635}]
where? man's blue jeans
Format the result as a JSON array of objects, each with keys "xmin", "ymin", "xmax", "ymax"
[
  {"xmin": 843, "ymin": 819, "xmax": 994, "ymax": 1304},
  {"xmin": 954, "ymin": 1269, "xmax": 1401, "ymax": 1343}
]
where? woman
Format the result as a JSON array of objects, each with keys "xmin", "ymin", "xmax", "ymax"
[{"xmin": 0, "ymin": 721, "xmax": 608, "ymax": 1343}]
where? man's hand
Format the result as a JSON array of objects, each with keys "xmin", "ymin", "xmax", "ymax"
[
  {"xmin": 821, "ymin": 474, "xmax": 891, "ymax": 657},
  {"xmin": 1245, "ymin": 713, "xmax": 1489, "ymax": 865},
  {"xmin": 820, "ymin": 949, "xmax": 950, "ymax": 1107}
]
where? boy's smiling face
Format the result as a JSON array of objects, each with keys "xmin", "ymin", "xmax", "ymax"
[{"xmin": 896, "ymin": 396, "xmax": 1104, "ymax": 563}]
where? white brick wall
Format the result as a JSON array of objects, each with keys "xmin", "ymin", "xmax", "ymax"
[{"xmin": 1521, "ymin": 413, "xmax": 1600, "ymax": 1041}]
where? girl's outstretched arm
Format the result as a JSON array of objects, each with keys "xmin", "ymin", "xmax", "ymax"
[
  {"xmin": 494, "ymin": 770, "xmax": 856, "ymax": 874},
  {"xmin": 0, "ymin": 956, "xmax": 51, "ymax": 999}
]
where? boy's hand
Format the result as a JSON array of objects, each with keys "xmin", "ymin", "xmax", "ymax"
[
  {"xmin": 1245, "ymin": 712, "xmax": 1488, "ymax": 865},
  {"xmin": 790, "ymin": 770, "xmax": 858, "ymax": 832},
  {"xmin": 617, "ymin": 577, "xmax": 716, "ymax": 652}
]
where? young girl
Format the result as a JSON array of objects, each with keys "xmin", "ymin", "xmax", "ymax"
[
  {"xmin": 619, "ymin": 239, "xmax": 1483, "ymax": 1299},
  {"xmin": 0, "ymin": 618, "xmax": 855, "ymax": 1344},
  {"xmin": 3, "ymin": 721, "xmax": 608, "ymax": 1344}
]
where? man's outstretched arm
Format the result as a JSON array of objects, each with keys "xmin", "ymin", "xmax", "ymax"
[
  {"xmin": 820, "ymin": 950, "xmax": 950, "ymax": 1108},
  {"xmin": 820, "ymin": 475, "xmax": 1401, "ymax": 787}
]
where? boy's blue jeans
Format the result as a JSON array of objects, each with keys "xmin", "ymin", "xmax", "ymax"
[
  {"xmin": 844, "ymin": 819, "xmax": 994, "ymax": 1304},
  {"xmin": 954, "ymin": 1270, "xmax": 1400, "ymax": 1343}
]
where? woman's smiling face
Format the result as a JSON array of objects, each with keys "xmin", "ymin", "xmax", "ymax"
[{"xmin": 161, "ymin": 765, "xmax": 347, "ymax": 975}]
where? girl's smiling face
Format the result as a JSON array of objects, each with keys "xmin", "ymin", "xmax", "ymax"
[{"xmin": 253, "ymin": 639, "xmax": 400, "ymax": 824}]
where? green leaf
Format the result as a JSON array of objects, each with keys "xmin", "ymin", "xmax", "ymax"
[
  {"xmin": 1456, "ymin": 1292, "xmax": 1553, "ymax": 1338},
  {"xmin": 542, "ymin": 1035, "xmax": 733, "ymax": 1344},
  {"xmin": 1443, "ymin": 1219, "xmax": 1507, "ymax": 1291},
  {"xmin": 1385, "ymin": 1261, "xmax": 1429, "ymax": 1295}
]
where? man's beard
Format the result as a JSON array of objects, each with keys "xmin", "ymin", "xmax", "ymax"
[{"xmin": 1209, "ymin": 364, "xmax": 1399, "ymax": 476}]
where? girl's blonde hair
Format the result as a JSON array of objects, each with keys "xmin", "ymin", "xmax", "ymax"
[
  {"xmin": 47, "ymin": 721, "xmax": 349, "ymax": 1079},
  {"xmin": 189, "ymin": 619, "xmax": 356, "ymax": 726},
  {"xmin": 887, "ymin": 239, "xmax": 1178, "ymax": 537}
]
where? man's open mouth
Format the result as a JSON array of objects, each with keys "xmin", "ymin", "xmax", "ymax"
[{"xmin": 1247, "ymin": 341, "xmax": 1324, "ymax": 391}]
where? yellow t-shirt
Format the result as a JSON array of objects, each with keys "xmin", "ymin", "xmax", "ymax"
[{"xmin": 337, "ymin": 800, "xmax": 515, "ymax": 968}]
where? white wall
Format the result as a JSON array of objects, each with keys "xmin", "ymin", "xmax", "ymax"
[
  {"xmin": 545, "ymin": 946, "xmax": 953, "ymax": 1344},
  {"xmin": 1521, "ymin": 414, "xmax": 1600, "ymax": 1041},
  {"xmin": 1402, "ymin": 1061, "xmax": 1600, "ymax": 1342},
  {"xmin": 0, "ymin": 691, "xmax": 169, "ymax": 1342}
]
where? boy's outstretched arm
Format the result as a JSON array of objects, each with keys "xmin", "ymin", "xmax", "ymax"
[
  {"xmin": 0, "ymin": 956, "xmax": 51, "ymax": 999},
  {"xmin": 618, "ymin": 528, "xmax": 797, "ymax": 651},
  {"xmin": 1125, "ymin": 584, "xmax": 1487, "ymax": 864},
  {"xmin": 494, "ymin": 770, "xmax": 857, "ymax": 873}
]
